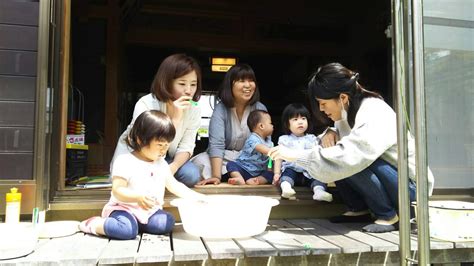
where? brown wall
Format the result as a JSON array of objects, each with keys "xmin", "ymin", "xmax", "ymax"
[{"xmin": 0, "ymin": 0, "xmax": 39, "ymax": 180}]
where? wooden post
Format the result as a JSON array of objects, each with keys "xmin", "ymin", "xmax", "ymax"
[
  {"xmin": 58, "ymin": 0, "xmax": 71, "ymax": 190},
  {"xmin": 104, "ymin": 0, "xmax": 120, "ymax": 159}
]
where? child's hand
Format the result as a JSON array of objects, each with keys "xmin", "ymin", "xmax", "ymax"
[
  {"xmin": 138, "ymin": 195, "xmax": 158, "ymax": 210},
  {"xmin": 272, "ymin": 173, "xmax": 281, "ymax": 185}
]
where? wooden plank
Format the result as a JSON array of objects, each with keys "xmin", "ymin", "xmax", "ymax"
[
  {"xmin": 0, "ymin": 25, "xmax": 37, "ymax": 51},
  {"xmin": 22, "ymin": 233, "xmax": 107, "ymax": 265},
  {"xmin": 454, "ymin": 241, "xmax": 474, "ymax": 249},
  {"xmin": 0, "ymin": 127, "xmax": 34, "ymax": 152},
  {"xmin": 289, "ymin": 219, "xmax": 371, "ymax": 253},
  {"xmin": 430, "ymin": 248, "xmax": 474, "ymax": 264},
  {"xmin": 310, "ymin": 219, "xmax": 399, "ymax": 252},
  {"xmin": 0, "ymin": 76, "xmax": 36, "ymax": 101},
  {"xmin": 0, "ymin": 102, "xmax": 35, "ymax": 126},
  {"xmin": 0, "ymin": 153, "xmax": 33, "ymax": 180},
  {"xmin": 57, "ymin": 233, "xmax": 109, "ymax": 264},
  {"xmin": 344, "ymin": 222, "xmax": 417, "ymax": 250},
  {"xmin": 256, "ymin": 230, "xmax": 307, "ymax": 257},
  {"xmin": 172, "ymin": 224, "xmax": 208, "ymax": 261},
  {"xmin": 425, "ymin": 237, "xmax": 454, "ymax": 250},
  {"xmin": 0, "ymin": 0, "xmax": 39, "ymax": 25},
  {"xmin": 0, "ymin": 238, "xmax": 50, "ymax": 266},
  {"xmin": 136, "ymin": 233, "xmax": 172, "ymax": 263},
  {"xmin": 19, "ymin": 232, "xmax": 82, "ymax": 264},
  {"xmin": 0, "ymin": 50, "xmax": 37, "ymax": 76},
  {"xmin": 270, "ymin": 220, "xmax": 341, "ymax": 255},
  {"xmin": 98, "ymin": 235, "xmax": 140, "ymax": 265},
  {"xmin": 201, "ymin": 238, "xmax": 244, "ymax": 259},
  {"xmin": 391, "ymin": 231, "xmax": 454, "ymax": 250},
  {"xmin": 233, "ymin": 236, "xmax": 277, "ymax": 257}
]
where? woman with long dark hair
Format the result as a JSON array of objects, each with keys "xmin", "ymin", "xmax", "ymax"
[{"xmin": 268, "ymin": 63, "xmax": 434, "ymax": 233}]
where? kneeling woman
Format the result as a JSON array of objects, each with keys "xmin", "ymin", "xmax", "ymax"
[{"xmin": 269, "ymin": 63, "xmax": 434, "ymax": 233}]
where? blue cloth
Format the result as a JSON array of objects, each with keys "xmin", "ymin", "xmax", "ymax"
[
  {"xmin": 235, "ymin": 133, "xmax": 273, "ymax": 176},
  {"xmin": 226, "ymin": 161, "xmax": 273, "ymax": 183},
  {"xmin": 335, "ymin": 158, "xmax": 417, "ymax": 220},
  {"xmin": 279, "ymin": 168, "xmax": 327, "ymax": 189},
  {"xmin": 104, "ymin": 209, "xmax": 175, "ymax": 240},
  {"xmin": 278, "ymin": 134, "xmax": 319, "ymax": 179},
  {"xmin": 166, "ymin": 157, "xmax": 200, "ymax": 187}
]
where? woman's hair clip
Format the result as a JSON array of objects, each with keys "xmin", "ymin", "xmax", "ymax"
[{"xmin": 352, "ymin": 72, "xmax": 360, "ymax": 81}]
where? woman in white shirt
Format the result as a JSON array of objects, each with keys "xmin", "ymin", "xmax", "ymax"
[
  {"xmin": 268, "ymin": 63, "xmax": 434, "ymax": 233},
  {"xmin": 112, "ymin": 54, "xmax": 202, "ymax": 187}
]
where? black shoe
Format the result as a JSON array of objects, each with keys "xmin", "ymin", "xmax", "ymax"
[{"xmin": 329, "ymin": 213, "xmax": 374, "ymax": 223}]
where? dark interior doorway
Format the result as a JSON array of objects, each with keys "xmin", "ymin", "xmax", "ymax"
[{"xmin": 70, "ymin": 0, "xmax": 392, "ymax": 161}]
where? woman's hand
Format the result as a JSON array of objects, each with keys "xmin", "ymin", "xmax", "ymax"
[
  {"xmin": 138, "ymin": 195, "xmax": 157, "ymax": 210},
  {"xmin": 321, "ymin": 130, "xmax": 339, "ymax": 148},
  {"xmin": 173, "ymin": 95, "xmax": 193, "ymax": 110},
  {"xmin": 168, "ymin": 95, "xmax": 192, "ymax": 124},
  {"xmin": 267, "ymin": 146, "xmax": 299, "ymax": 162},
  {"xmin": 196, "ymin": 177, "xmax": 221, "ymax": 186}
]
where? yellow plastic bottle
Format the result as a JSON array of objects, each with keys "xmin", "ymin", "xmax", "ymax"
[{"xmin": 5, "ymin": 187, "xmax": 22, "ymax": 223}]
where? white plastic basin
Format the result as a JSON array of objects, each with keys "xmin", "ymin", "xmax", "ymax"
[
  {"xmin": 413, "ymin": 200, "xmax": 474, "ymax": 242},
  {"xmin": 171, "ymin": 195, "xmax": 279, "ymax": 238},
  {"xmin": 0, "ymin": 223, "xmax": 39, "ymax": 260}
]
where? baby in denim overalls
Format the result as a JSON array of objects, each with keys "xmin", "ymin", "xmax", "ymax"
[{"xmin": 226, "ymin": 110, "xmax": 274, "ymax": 185}]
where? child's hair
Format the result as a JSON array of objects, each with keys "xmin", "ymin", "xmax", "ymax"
[
  {"xmin": 126, "ymin": 110, "xmax": 176, "ymax": 151},
  {"xmin": 247, "ymin": 110, "xmax": 269, "ymax": 131},
  {"xmin": 281, "ymin": 103, "xmax": 312, "ymax": 135}
]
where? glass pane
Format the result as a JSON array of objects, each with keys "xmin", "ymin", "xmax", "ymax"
[{"xmin": 424, "ymin": 0, "xmax": 474, "ymax": 188}]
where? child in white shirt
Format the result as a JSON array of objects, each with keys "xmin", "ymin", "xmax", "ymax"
[
  {"xmin": 79, "ymin": 110, "xmax": 205, "ymax": 239},
  {"xmin": 273, "ymin": 103, "xmax": 333, "ymax": 201}
]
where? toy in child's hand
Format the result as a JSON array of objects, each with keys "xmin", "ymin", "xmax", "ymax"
[
  {"xmin": 189, "ymin": 100, "xmax": 198, "ymax": 106},
  {"xmin": 267, "ymin": 158, "xmax": 273, "ymax": 168}
]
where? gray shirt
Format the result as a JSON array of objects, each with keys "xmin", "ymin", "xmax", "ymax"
[{"xmin": 208, "ymin": 101, "xmax": 267, "ymax": 158}]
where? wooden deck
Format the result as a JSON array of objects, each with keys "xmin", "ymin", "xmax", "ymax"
[{"xmin": 1, "ymin": 219, "xmax": 473, "ymax": 266}]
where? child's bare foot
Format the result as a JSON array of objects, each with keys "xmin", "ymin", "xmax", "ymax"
[
  {"xmin": 246, "ymin": 176, "xmax": 268, "ymax": 185},
  {"xmin": 246, "ymin": 177, "xmax": 259, "ymax": 185},
  {"xmin": 228, "ymin": 177, "xmax": 245, "ymax": 185}
]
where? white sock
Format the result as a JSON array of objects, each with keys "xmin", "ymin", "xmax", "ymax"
[
  {"xmin": 280, "ymin": 181, "xmax": 296, "ymax": 198},
  {"xmin": 313, "ymin": 186, "xmax": 333, "ymax": 202}
]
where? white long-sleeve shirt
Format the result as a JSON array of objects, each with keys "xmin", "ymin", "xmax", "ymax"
[
  {"xmin": 295, "ymin": 97, "xmax": 434, "ymax": 195},
  {"xmin": 112, "ymin": 93, "xmax": 201, "ymax": 163}
]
